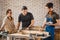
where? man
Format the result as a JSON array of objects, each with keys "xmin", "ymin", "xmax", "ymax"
[
  {"xmin": 17, "ymin": 6, "xmax": 34, "ymax": 30},
  {"xmin": 42, "ymin": 3, "xmax": 59, "ymax": 40}
]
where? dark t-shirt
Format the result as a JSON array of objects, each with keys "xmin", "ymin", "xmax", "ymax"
[
  {"xmin": 18, "ymin": 12, "xmax": 34, "ymax": 29},
  {"xmin": 46, "ymin": 11, "xmax": 59, "ymax": 24}
]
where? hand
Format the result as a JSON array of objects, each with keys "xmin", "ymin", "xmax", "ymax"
[
  {"xmin": 39, "ymin": 27, "xmax": 45, "ymax": 31},
  {"xmin": 26, "ymin": 27, "xmax": 29, "ymax": 30}
]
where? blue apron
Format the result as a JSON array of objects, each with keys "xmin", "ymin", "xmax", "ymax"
[{"xmin": 44, "ymin": 17, "xmax": 55, "ymax": 40}]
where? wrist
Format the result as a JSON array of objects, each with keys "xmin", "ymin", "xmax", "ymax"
[
  {"xmin": 29, "ymin": 25, "xmax": 32, "ymax": 27},
  {"xmin": 29, "ymin": 26, "xmax": 31, "ymax": 28}
]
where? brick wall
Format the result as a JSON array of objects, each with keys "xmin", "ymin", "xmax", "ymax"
[{"xmin": 0, "ymin": 0, "xmax": 60, "ymax": 26}]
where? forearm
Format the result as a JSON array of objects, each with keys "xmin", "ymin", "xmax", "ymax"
[
  {"xmin": 51, "ymin": 19, "xmax": 59, "ymax": 26},
  {"xmin": 0, "ymin": 24, "xmax": 5, "ymax": 31},
  {"xmin": 42, "ymin": 21, "xmax": 46, "ymax": 28},
  {"xmin": 42, "ymin": 23, "xmax": 46, "ymax": 28},
  {"xmin": 42, "ymin": 18, "xmax": 46, "ymax": 28},
  {"xmin": 28, "ymin": 20, "xmax": 34, "ymax": 27},
  {"xmin": 17, "ymin": 22, "xmax": 20, "ymax": 30},
  {"xmin": 29, "ymin": 23, "xmax": 33, "ymax": 27},
  {"xmin": 52, "ymin": 23, "xmax": 59, "ymax": 26}
]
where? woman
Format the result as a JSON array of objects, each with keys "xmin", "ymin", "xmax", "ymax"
[
  {"xmin": 0, "ymin": 9, "xmax": 17, "ymax": 34},
  {"xmin": 42, "ymin": 3, "xmax": 59, "ymax": 40}
]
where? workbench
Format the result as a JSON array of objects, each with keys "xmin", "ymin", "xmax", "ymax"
[
  {"xmin": 0, "ymin": 26, "xmax": 50, "ymax": 40},
  {"xmin": 7, "ymin": 30, "xmax": 50, "ymax": 40}
]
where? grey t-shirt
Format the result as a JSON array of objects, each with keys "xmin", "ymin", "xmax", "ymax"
[{"xmin": 46, "ymin": 11, "xmax": 59, "ymax": 24}]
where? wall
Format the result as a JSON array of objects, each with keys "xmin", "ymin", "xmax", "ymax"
[
  {"xmin": 59, "ymin": 0, "xmax": 60, "ymax": 15},
  {"xmin": 0, "ymin": 0, "xmax": 60, "ymax": 27}
]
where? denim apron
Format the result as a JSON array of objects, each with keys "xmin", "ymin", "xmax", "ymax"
[{"xmin": 44, "ymin": 17, "xmax": 55, "ymax": 40}]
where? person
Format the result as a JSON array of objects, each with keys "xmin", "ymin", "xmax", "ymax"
[
  {"xmin": 0, "ymin": 9, "xmax": 17, "ymax": 34},
  {"xmin": 42, "ymin": 3, "xmax": 59, "ymax": 40},
  {"xmin": 17, "ymin": 6, "xmax": 34, "ymax": 30}
]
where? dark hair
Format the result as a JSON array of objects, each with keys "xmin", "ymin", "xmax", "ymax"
[
  {"xmin": 22, "ymin": 6, "xmax": 27, "ymax": 10},
  {"xmin": 46, "ymin": 3, "xmax": 53, "ymax": 8},
  {"xmin": 6, "ymin": 9, "xmax": 12, "ymax": 15}
]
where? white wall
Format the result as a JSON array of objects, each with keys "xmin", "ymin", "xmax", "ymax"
[{"xmin": 0, "ymin": 0, "xmax": 60, "ymax": 26}]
